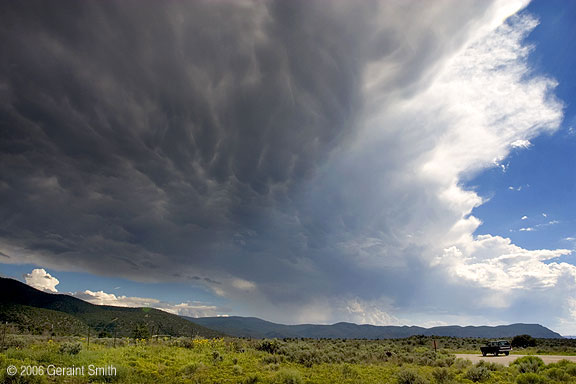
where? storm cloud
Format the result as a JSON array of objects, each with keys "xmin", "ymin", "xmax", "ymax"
[{"xmin": 1, "ymin": 0, "xmax": 574, "ymax": 330}]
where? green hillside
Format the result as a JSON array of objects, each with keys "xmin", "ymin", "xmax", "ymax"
[
  {"xmin": 0, "ymin": 277, "xmax": 224, "ymax": 337},
  {"xmin": 0, "ymin": 303, "xmax": 88, "ymax": 335}
]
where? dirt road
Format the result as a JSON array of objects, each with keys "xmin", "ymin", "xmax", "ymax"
[{"xmin": 455, "ymin": 354, "xmax": 576, "ymax": 366}]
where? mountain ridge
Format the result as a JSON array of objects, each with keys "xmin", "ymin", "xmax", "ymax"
[
  {"xmin": 0, "ymin": 277, "xmax": 223, "ymax": 337},
  {"xmin": 185, "ymin": 315, "xmax": 563, "ymax": 339}
]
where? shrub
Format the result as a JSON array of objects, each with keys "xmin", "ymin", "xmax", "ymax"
[
  {"xmin": 511, "ymin": 356, "xmax": 544, "ymax": 373},
  {"xmin": 257, "ymin": 340, "xmax": 280, "ymax": 354},
  {"xmin": 396, "ymin": 368, "xmax": 429, "ymax": 384},
  {"xmin": 175, "ymin": 338, "xmax": 194, "ymax": 349},
  {"xmin": 452, "ymin": 358, "xmax": 472, "ymax": 371},
  {"xmin": 516, "ymin": 372, "xmax": 547, "ymax": 384},
  {"xmin": 275, "ymin": 368, "xmax": 303, "ymax": 384},
  {"xmin": 476, "ymin": 360, "xmax": 505, "ymax": 371},
  {"xmin": 511, "ymin": 335, "xmax": 537, "ymax": 348},
  {"xmin": 130, "ymin": 323, "xmax": 150, "ymax": 340},
  {"xmin": 212, "ymin": 350, "xmax": 223, "ymax": 362},
  {"xmin": 432, "ymin": 367, "xmax": 454, "ymax": 384},
  {"xmin": 261, "ymin": 354, "xmax": 283, "ymax": 364},
  {"xmin": 1, "ymin": 371, "xmax": 44, "ymax": 384},
  {"xmin": 59, "ymin": 341, "xmax": 82, "ymax": 355},
  {"xmin": 341, "ymin": 364, "xmax": 359, "ymax": 379},
  {"xmin": 544, "ymin": 367, "xmax": 570, "ymax": 382},
  {"xmin": 434, "ymin": 355, "xmax": 455, "ymax": 368},
  {"xmin": 464, "ymin": 365, "xmax": 491, "ymax": 382},
  {"xmin": 243, "ymin": 374, "xmax": 260, "ymax": 384},
  {"xmin": 181, "ymin": 362, "xmax": 205, "ymax": 376},
  {"xmin": 296, "ymin": 349, "xmax": 321, "ymax": 367}
]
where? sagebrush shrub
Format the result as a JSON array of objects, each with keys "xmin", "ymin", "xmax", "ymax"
[
  {"xmin": 511, "ymin": 356, "xmax": 544, "ymax": 373},
  {"xmin": 257, "ymin": 340, "xmax": 281, "ymax": 354},
  {"xmin": 181, "ymin": 361, "xmax": 205, "ymax": 376},
  {"xmin": 544, "ymin": 367, "xmax": 570, "ymax": 382},
  {"xmin": 233, "ymin": 364, "xmax": 243, "ymax": 375},
  {"xmin": 396, "ymin": 368, "xmax": 429, "ymax": 384},
  {"xmin": 515, "ymin": 372, "xmax": 547, "ymax": 384},
  {"xmin": 432, "ymin": 367, "xmax": 454, "ymax": 384},
  {"xmin": 464, "ymin": 365, "xmax": 491, "ymax": 382},
  {"xmin": 59, "ymin": 341, "xmax": 82, "ymax": 355},
  {"xmin": 275, "ymin": 368, "xmax": 303, "ymax": 384}
]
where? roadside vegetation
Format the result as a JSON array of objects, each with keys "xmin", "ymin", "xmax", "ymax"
[{"xmin": 1, "ymin": 335, "xmax": 576, "ymax": 383}]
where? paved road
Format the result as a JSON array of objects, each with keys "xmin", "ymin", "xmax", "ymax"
[{"xmin": 455, "ymin": 354, "xmax": 576, "ymax": 366}]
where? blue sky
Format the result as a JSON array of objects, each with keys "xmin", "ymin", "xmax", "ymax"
[
  {"xmin": 1, "ymin": 0, "xmax": 575, "ymax": 335},
  {"xmin": 467, "ymin": 0, "xmax": 576, "ymax": 254}
]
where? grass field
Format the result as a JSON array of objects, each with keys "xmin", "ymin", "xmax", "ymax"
[{"xmin": 1, "ymin": 335, "xmax": 576, "ymax": 383}]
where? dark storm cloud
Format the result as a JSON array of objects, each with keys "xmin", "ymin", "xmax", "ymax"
[
  {"xmin": 0, "ymin": 0, "xmax": 379, "ymax": 281},
  {"xmin": 4, "ymin": 0, "xmax": 564, "ymax": 326}
]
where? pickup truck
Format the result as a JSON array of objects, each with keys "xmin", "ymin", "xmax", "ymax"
[{"xmin": 480, "ymin": 340, "xmax": 512, "ymax": 356}]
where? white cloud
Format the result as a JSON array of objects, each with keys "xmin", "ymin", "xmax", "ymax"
[
  {"xmin": 19, "ymin": 269, "xmax": 228, "ymax": 317},
  {"xmin": 72, "ymin": 290, "xmax": 157, "ymax": 307},
  {"xmin": 72, "ymin": 289, "xmax": 226, "ymax": 318},
  {"xmin": 521, "ymin": 215, "xmax": 528, "ymax": 220},
  {"xmin": 515, "ymin": 220, "xmax": 559, "ymax": 232},
  {"xmin": 511, "ymin": 139, "xmax": 532, "ymax": 148},
  {"xmin": 23, "ymin": 268, "xmax": 60, "ymax": 293},
  {"xmin": 333, "ymin": 4, "xmax": 573, "ymax": 331},
  {"xmin": 519, "ymin": 227, "xmax": 534, "ymax": 232},
  {"xmin": 437, "ymin": 235, "xmax": 572, "ymax": 290},
  {"xmin": 230, "ymin": 278, "xmax": 257, "ymax": 291}
]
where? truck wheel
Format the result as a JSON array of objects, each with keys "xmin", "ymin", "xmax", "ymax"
[
  {"xmin": 505, "ymin": 352, "xmax": 509, "ymax": 356},
  {"xmin": 482, "ymin": 352, "xmax": 486, "ymax": 356},
  {"xmin": 494, "ymin": 352, "xmax": 499, "ymax": 356}
]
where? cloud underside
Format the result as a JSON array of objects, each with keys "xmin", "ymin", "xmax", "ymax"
[{"xmin": 1, "ymin": 0, "xmax": 574, "ymax": 331}]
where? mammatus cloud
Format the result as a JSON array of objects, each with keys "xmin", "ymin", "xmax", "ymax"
[
  {"xmin": 23, "ymin": 268, "xmax": 60, "ymax": 293},
  {"xmin": 1, "ymin": 0, "xmax": 574, "ymax": 332}
]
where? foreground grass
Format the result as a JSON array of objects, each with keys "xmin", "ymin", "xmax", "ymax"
[{"xmin": 1, "ymin": 336, "xmax": 575, "ymax": 383}]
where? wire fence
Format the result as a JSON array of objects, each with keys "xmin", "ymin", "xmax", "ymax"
[{"xmin": 0, "ymin": 320, "xmax": 208, "ymax": 351}]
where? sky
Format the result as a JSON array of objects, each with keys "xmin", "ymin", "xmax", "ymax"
[{"xmin": 1, "ymin": 0, "xmax": 575, "ymax": 335}]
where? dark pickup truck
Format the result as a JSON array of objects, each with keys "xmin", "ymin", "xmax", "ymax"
[{"xmin": 480, "ymin": 340, "xmax": 512, "ymax": 356}]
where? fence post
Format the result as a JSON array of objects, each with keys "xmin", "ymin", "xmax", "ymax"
[{"xmin": 1, "ymin": 321, "xmax": 6, "ymax": 349}]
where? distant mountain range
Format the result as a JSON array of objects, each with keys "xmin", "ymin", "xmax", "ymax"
[
  {"xmin": 186, "ymin": 316, "xmax": 563, "ymax": 339},
  {"xmin": 0, "ymin": 277, "xmax": 222, "ymax": 337},
  {"xmin": 1, "ymin": 276, "xmax": 563, "ymax": 340}
]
